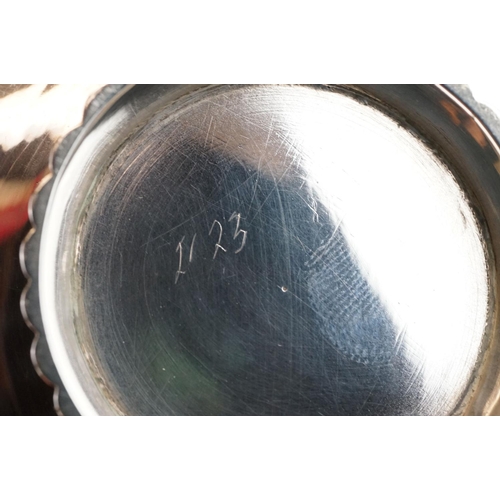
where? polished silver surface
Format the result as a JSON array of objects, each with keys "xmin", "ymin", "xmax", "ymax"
[{"xmin": 32, "ymin": 85, "xmax": 493, "ymax": 415}]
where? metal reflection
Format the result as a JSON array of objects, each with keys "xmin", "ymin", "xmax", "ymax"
[
  {"xmin": 42, "ymin": 85, "xmax": 489, "ymax": 415},
  {"xmin": 0, "ymin": 84, "xmax": 104, "ymax": 414},
  {"xmin": 3, "ymin": 84, "xmax": 500, "ymax": 415}
]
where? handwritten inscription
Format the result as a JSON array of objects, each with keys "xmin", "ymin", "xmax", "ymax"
[
  {"xmin": 175, "ymin": 213, "xmax": 248, "ymax": 284},
  {"xmin": 229, "ymin": 212, "xmax": 248, "ymax": 254},
  {"xmin": 175, "ymin": 236, "xmax": 186, "ymax": 284},
  {"xmin": 209, "ymin": 219, "xmax": 227, "ymax": 259},
  {"xmin": 189, "ymin": 233, "xmax": 196, "ymax": 263}
]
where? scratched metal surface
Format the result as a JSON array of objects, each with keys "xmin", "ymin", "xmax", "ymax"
[{"xmin": 36, "ymin": 84, "xmax": 489, "ymax": 415}]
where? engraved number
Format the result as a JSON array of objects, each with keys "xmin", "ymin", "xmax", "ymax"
[
  {"xmin": 175, "ymin": 236, "xmax": 186, "ymax": 284},
  {"xmin": 209, "ymin": 220, "xmax": 227, "ymax": 259},
  {"xmin": 229, "ymin": 212, "xmax": 248, "ymax": 254}
]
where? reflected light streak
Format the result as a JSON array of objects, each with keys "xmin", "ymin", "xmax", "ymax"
[{"xmin": 277, "ymin": 87, "xmax": 488, "ymax": 410}]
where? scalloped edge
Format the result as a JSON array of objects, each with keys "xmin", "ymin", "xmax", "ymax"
[{"xmin": 19, "ymin": 85, "xmax": 133, "ymax": 416}]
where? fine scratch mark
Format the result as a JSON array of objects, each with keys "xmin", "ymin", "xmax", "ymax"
[
  {"xmin": 305, "ymin": 213, "xmax": 345, "ymax": 269},
  {"xmin": 204, "ymin": 115, "xmax": 214, "ymax": 148},
  {"xmin": 147, "ymin": 171, "xmax": 259, "ymax": 249},
  {"xmin": 247, "ymin": 160, "xmax": 294, "ymax": 226},
  {"xmin": 247, "ymin": 175, "xmax": 260, "ymax": 214}
]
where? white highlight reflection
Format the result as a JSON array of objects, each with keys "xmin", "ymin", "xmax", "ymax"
[
  {"xmin": 215, "ymin": 86, "xmax": 489, "ymax": 413},
  {"xmin": 283, "ymin": 88, "xmax": 488, "ymax": 411}
]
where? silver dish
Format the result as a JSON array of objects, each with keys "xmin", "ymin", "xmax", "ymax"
[{"xmin": 15, "ymin": 84, "xmax": 500, "ymax": 415}]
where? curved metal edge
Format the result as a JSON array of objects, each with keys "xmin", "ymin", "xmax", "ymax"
[
  {"xmin": 19, "ymin": 84, "xmax": 135, "ymax": 416},
  {"xmin": 444, "ymin": 85, "xmax": 500, "ymax": 153},
  {"xmin": 439, "ymin": 84, "xmax": 500, "ymax": 416}
]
